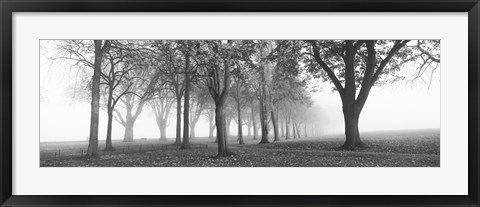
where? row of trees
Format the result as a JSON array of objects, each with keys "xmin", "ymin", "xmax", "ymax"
[{"xmin": 54, "ymin": 39, "xmax": 439, "ymax": 157}]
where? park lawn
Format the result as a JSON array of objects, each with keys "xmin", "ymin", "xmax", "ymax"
[{"xmin": 40, "ymin": 129, "xmax": 440, "ymax": 167}]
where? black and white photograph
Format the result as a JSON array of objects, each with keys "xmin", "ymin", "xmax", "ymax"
[{"xmin": 39, "ymin": 40, "xmax": 440, "ymax": 167}]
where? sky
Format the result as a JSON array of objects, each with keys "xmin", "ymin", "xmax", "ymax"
[{"xmin": 39, "ymin": 40, "xmax": 440, "ymax": 142}]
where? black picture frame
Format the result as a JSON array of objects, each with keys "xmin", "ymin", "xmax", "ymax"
[{"xmin": 1, "ymin": 0, "xmax": 479, "ymax": 206}]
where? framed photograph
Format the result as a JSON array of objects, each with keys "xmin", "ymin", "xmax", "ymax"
[{"xmin": 1, "ymin": 0, "xmax": 479, "ymax": 206}]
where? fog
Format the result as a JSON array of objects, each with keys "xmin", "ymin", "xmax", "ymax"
[{"xmin": 39, "ymin": 41, "xmax": 440, "ymax": 142}]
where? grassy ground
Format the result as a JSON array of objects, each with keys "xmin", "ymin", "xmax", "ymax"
[{"xmin": 40, "ymin": 129, "xmax": 440, "ymax": 167}]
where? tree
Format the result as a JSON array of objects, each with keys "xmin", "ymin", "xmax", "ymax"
[
  {"xmin": 249, "ymin": 98, "xmax": 259, "ymax": 140},
  {"xmin": 204, "ymin": 103, "xmax": 216, "ymax": 139},
  {"xmin": 180, "ymin": 41, "xmax": 194, "ymax": 149},
  {"xmin": 150, "ymin": 86, "xmax": 175, "ymax": 141},
  {"xmin": 199, "ymin": 40, "xmax": 250, "ymax": 157},
  {"xmin": 267, "ymin": 42, "xmax": 313, "ymax": 142},
  {"xmin": 86, "ymin": 40, "xmax": 110, "ymax": 156},
  {"xmin": 112, "ymin": 42, "xmax": 159, "ymax": 143},
  {"xmin": 53, "ymin": 40, "xmax": 110, "ymax": 157},
  {"xmin": 152, "ymin": 40, "xmax": 186, "ymax": 146},
  {"xmin": 255, "ymin": 40, "xmax": 276, "ymax": 144},
  {"xmin": 100, "ymin": 46, "xmax": 136, "ymax": 150},
  {"xmin": 189, "ymin": 84, "xmax": 210, "ymax": 139},
  {"xmin": 300, "ymin": 40, "xmax": 439, "ymax": 149},
  {"xmin": 231, "ymin": 66, "xmax": 250, "ymax": 144}
]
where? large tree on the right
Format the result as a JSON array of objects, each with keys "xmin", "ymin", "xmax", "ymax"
[{"xmin": 301, "ymin": 40, "xmax": 440, "ymax": 150}]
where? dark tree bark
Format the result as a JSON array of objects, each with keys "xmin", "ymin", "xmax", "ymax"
[
  {"xmin": 87, "ymin": 40, "xmax": 109, "ymax": 157},
  {"xmin": 259, "ymin": 93, "xmax": 269, "ymax": 143},
  {"xmin": 214, "ymin": 104, "xmax": 233, "ymax": 156},
  {"xmin": 181, "ymin": 52, "xmax": 191, "ymax": 149},
  {"xmin": 258, "ymin": 46, "xmax": 270, "ymax": 144},
  {"xmin": 174, "ymin": 96, "xmax": 182, "ymax": 145},
  {"xmin": 104, "ymin": 87, "xmax": 115, "ymax": 151}
]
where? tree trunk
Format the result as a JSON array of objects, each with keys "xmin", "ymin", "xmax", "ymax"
[
  {"xmin": 123, "ymin": 120, "xmax": 134, "ymax": 142},
  {"xmin": 259, "ymin": 92, "xmax": 269, "ymax": 144},
  {"xmin": 292, "ymin": 121, "xmax": 297, "ymax": 139},
  {"xmin": 174, "ymin": 96, "xmax": 182, "ymax": 145},
  {"xmin": 158, "ymin": 121, "xmax": 167, "ymax": 141},
  {"xmin": 304, "ymin": 123, "xmax": 308, "ymax": 138},
  {"xmin": 189, "ymin": 120, "xmax": 197, "ymax": 139},
  {"xmin": 285, "ymin": 117, "xmax": 290, "ymax": 140},
  {"xmin": 226, "ymin": 118, "xmax": 232, "ymax": 139},
  {"xmin": 311, "ymin": 124, "xmax": 315, "ymax": 138},
  {"xmin": 86, "ymin": 40, "xmax": 106, "ymax": 157},
  {"xmin": 215, "ymin": 105, "xmax": 233, "ymax": 157},
  {"xmin": 247, "ymin": 125, "xmax": 251, "ymax": 137},
  {"xmin": 340, "ymin": 104, "xmax": 367, "ymax": 150},
  {"xmin": 237, "ymin": 101, "xmax": 244, "ymax": 145},
  {"xmin": 104, "ymin": 83, "xmax": 115, "ymax": 151},
  {"xmin": 280, "ymin": 119, "xmax": 285, "ymax": 137},
  {"xmin": 295, "ymin": 122, "xmax": 301, "ymax": 138},
  {"xmin": 251, "ymin": 102, "xmax": 258, "ymax": 140},
  {"xmin": 181, "ymin": 53, "xmax": 191, "ymax": 149},
  {"xmin": 104, "ymin": 107, "xmax": 115, "ymax": 151},
  {"xmin": 209, "ymin": 119, "xmax": 215, "ymax": 139},
  {"xmin": 271, "ymin": 111, "xmax": 280, "ymax": 141}
]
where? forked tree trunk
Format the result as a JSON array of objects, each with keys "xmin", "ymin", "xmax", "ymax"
[
  {"xmin": 120, "ymin": 97, "xmax": 145, "ymax": 143},
  {"xmin": 340, "ymin": 103, "xmax": 367, "ymax": 150}
]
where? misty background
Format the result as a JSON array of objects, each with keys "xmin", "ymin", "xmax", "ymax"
[{"xmin": 40, "ymin": 41, "xmax": 440, "ymax": 142}]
